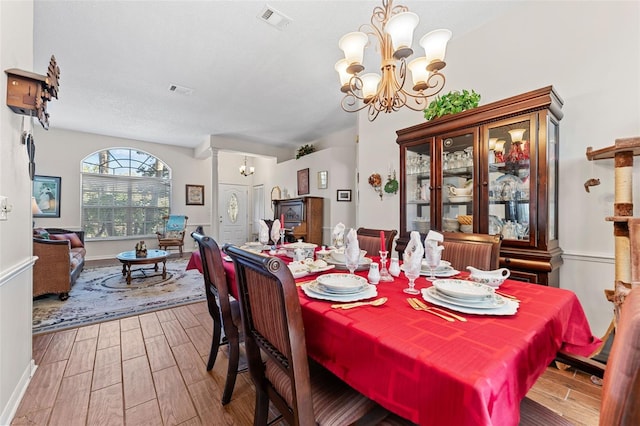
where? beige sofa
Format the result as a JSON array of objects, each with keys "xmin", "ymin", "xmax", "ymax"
[{"xmin": 33, "ymin": 228, "xmax": 86, "ymax": 300}]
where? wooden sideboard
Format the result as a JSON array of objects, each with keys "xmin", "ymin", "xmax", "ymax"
[{"xmin": 273, "ymin": 196, "xmax": 323, "ymax": 245}]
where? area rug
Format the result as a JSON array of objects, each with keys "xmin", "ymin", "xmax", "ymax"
[{"xmin": 33, "ymin": 259, "xmax": 205, "ymax": 335}]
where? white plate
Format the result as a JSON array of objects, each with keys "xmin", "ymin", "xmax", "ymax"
[
  {"xmin": 422, "ymin": 288, "xmax": 519, "ymax": 316},
  {"xmin": 307, "ymin": 264, "xmax": 336, "ymax": 274},
  {"xmin": 302, "ymin": 281, "xmax": 377, "ymax": 302},
  {"xmin": 432, "ymin": 279, "xmax": 494, "ymax": 300},
  {"xmin": 289, "ymin": 269, "xmax": 309, "ymax": 279},
  {"xmin": 449, "ymin": 195, "xmax": 472, "ymax": 203},
  {"xmin": 316, "ymin": 273, "xmax": 368, "ymax": 291},
  {"xmin": 240, "ymin": 245, "xmax": 264, "ymax": 253},
  {"xmin": 402, "ymin": 265, "xmax": 460, "ymax": 277},
  {"xmin": 426, "ymin": 287, "xmax": 506, "ymax": 309},
  {"xmin": 325, "ymin": 257, "xmax": 372, "ymax": 271}
]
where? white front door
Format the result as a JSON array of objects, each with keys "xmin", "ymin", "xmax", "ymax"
[{"xmin": 218, "ymin": 184, "xmax": 248, "ymax": 246}]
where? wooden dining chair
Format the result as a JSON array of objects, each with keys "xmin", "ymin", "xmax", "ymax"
[
  {"xmin": 356, "ymin": 227, "xmax": 398, "ymax": 254},
  {"xmin": 440, "ymin": 232, "xmax": 502, "ymax": 271},
  {"xmin": 224, "ymin": 244, "xmax": 395, "ymax": 425},
  {"xmin": 191, "ymin": 230, "xmax": 242, "ymax": 405},
  {"xmin": 521, "ymin": 286, "xmax": 640, "ymax": 425}
]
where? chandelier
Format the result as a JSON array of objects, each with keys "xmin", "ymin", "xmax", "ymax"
[
  {"xmin": 239, "ymin": 156, "xmax": 254, "ymax": 177},
  {"xmin": 335, "ymin": 0, "xmax": 452, "ymax": 121}
]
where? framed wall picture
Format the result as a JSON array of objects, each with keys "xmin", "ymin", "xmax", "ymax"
[
  {"xmin": 336, "ymin": 189, "xmax": 352, "ymax": 202},
  {"xmin": 186, "ymin": 184, "xmax": 205, "ymax": 205},
  {"xmin": 33, "ymin": 175, "xmax": 61, "ymax": 217},
  {"xmin": 297, "ymin": 168, "xmax": 310, "ymax": 195},
  {"xmin": 317, "ymin": 170, "xmax": 328, "ymax": 189}
]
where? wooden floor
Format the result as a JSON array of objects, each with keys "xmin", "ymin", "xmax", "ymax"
[{"xmin": 12, "ymin": 301, "xmax": 602, "ymax": 425}]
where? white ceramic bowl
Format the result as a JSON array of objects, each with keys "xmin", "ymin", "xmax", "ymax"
[
  {"xmin": 331, "ymin": 248, "xmax": 367, "ymax": 263},
  {"xmin": 282, "ymin": 242, "xmax": 317, "ymax": 259}
]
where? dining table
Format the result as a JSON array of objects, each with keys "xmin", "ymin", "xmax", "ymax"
[{"xmin": 186, "ymin": 249, "xmax": 601, "ymax": 426}]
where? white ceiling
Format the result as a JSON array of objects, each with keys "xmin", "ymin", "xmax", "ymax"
[{"xmin": 33, "ymin": 1, "xmax": 514, "ymax": 150}]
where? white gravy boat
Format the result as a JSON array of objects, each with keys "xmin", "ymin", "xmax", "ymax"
[{"xmin": 466, "ymin": 266, "xmax": 510, "ymax": 288}]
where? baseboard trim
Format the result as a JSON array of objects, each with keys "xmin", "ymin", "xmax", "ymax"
[{"xmin": 0, "ymin": 360, "xmax": 36, "ymax": 425}]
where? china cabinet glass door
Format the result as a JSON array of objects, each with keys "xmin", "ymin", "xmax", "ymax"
[
  {"xmin": 485, "ymin": 117, "xmax": 533, "ymax": 242},
  {"xmin": 404, "ymin": 143, "xmax": 431, "ymax": 236},
  {"xmin": 440, "ymin": 131, "xmax": 475, "ymax": 234}
]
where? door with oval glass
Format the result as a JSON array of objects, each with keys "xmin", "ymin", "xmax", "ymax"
[{"xmin": 218, "ymin": 184, "xmax": 248, "ymax": 246}]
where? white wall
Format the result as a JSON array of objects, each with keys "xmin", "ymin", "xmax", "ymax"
[
  {"xmin": 356, "ymin": 1, "xmax": 640, "ymax": 337},
  {"xmin": 270, "ymin": 144, "xmax": 357, "ymax": 245},
  {"xmin": 33, "ymin": 128, "xmax": 212, "ymax": 260},
  {"xmin": 0, "ymin": 1, "xmax": 37, "ymax": 423}
]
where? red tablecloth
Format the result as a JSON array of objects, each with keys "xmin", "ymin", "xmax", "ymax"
[{"xmin": 186, "ymin": 251, "xmax": 601, "ymax": 425}]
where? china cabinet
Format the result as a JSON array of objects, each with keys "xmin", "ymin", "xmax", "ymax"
[
  {"xmin": 396, "ymin": 86, "xmax": 563, "ymax": 286},
  {"xmin": 273, "ymin": 196, "xmax": 324, "ymax": 245}
]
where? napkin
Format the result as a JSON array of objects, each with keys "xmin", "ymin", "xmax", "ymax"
[
  {"xmin": 271, "ymin": 219, "xmax": 281, "ymax": 244},
  {"xmin": 259, "ymin": 220, "xmax": 270, "ymax": 244},
  {"xmin": 344, "ymin": 228, "xmax": 361, "ymax": 265},
  {"xmin": 404, "ymin": 231, "xmax": 425, "ymax": 273},
  {"xmin": 332, "ymin": 222, "xmax": 346, "ymax": 248},
  {"xmin": 424, "ymin": 230, "xmax": 444, "ymax": 249}
]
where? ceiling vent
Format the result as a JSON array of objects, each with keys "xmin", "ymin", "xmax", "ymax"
[
  {"xmin": 258, "ymin": 5, "xmax": 292, "ymax": 30},
  {"xmin": 168, "ymin": 83, "xmax": 194, "ymax": 96}
]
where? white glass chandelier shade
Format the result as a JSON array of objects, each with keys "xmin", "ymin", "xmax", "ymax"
[
  {"xmin": 336, "ymin": 1, "xmax": 452, "ymax": 121},
  {"xmin": 420, "ymin": 29, "xmax": 452, "ymax": 71},
  {"xmin": 361, "ymin": 73, "xmax": 381, "ymax": 100},
  {"xmin": 488, "ymin": 138, "xmax": 498, "ymax": 150},
  {"xmin": 407, "ymin": 57, "xmax": 430, "ymax": 91},
  {"xmin": 384, "ymin": 11, "xmax": 419, "ymax": 59},
  {"xmin": 239, "ymin": 157, "xmax": 255, "ymax": 177},
  {"xmin": 494, "ymin": 140, "xmax": 506, "ymax": 153},
  {"xmin": 339, "ymin": 31, "xmax": 368, "ymax": 74},
  {"xmin": 334, "ymin": 59, "xmax": 351, "ymax": 92},
  {"xmin": 508, "ymin": 128, "xmax": 527, "ymax": 143}
]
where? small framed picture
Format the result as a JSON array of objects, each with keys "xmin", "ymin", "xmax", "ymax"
[
  {"xmin": 186, "ymin": 184, "xmax": 205, "ymax": 205},
  {"xmin": 33, "ymin": 175, "xmax": 61, "ymax": 217},
  {"xmin": 297, "ymin": 168, "xmax": 310, "ymax": 195},
  {"xmin": 317, "ymin": 170, "xmax": 328, "ymax": 189},
  {"xmin": 336, "ymin": 189, "xmax": 352, "ymax": 202}
]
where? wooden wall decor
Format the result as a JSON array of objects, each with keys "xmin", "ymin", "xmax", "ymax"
[{"xmin": 5, "ymin": 55, "xmax": 60, "ymax": 130}]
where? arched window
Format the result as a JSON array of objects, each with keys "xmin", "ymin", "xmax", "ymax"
[{"xmin": 81, "ymin": 148, "xmax": 171, "ymax": 239}]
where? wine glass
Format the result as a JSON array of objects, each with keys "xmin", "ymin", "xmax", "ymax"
[
  {"xmin": 345, "ymin": 249, "xmax": 359, "ymax": 275},
  {"xmin": 259, "ymin": 230, "xmax": 269, "ymax": 249},
  {"xmin": 424, "ymin": 245, "xmax": 442, "ymax": 282},
  {"xmin": 403, "ymin": 259, "xmax": 421, "ymax": 295}
]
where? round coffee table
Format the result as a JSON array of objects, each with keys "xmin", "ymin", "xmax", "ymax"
[{"xmin": 116, "ymin": 249, "xmax": 168, "ymax": 284}]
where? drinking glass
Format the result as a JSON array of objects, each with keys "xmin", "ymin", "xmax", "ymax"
[
  {"xmin": 259, "ymin": 231, "xmax": 269, "ymax": 248},
  {"xmin": 424, "ymin": 245, "xmax": 442, "ymax": 281},
  {"xmin": 345, "ymin": 251, "xmax": 359, "ymax": 275},
  {"xmin": 403, "ymin": 261, "xmax": 421, "ymax": 295},
  {"xmin": 279, "ymin": 229, "xmax": 285, "ymax": 247}
]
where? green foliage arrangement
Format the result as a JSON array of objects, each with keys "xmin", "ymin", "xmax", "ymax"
[
  {"xmin": 295, "ymin": 144, "xmax": 316, "ymax": 159},
  {"xmin": 423, "ymin": 89, "xmax": 481, "ymax": 121}
]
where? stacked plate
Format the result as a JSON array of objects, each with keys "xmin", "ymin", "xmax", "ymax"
[
  {"xmin": 421, "ymin": 279, "xmax": 519, "ymax": 315},
  {"xmin": 401, "ymin": 260, "xmax": 459, "ymax": 277},
  {"xmin": 301, "ymin": 273, "xmax": 377, "ymax": 302},
  {"xmin": 324, "ymin": 256, "xmax": 372, "ymax": 271}
]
